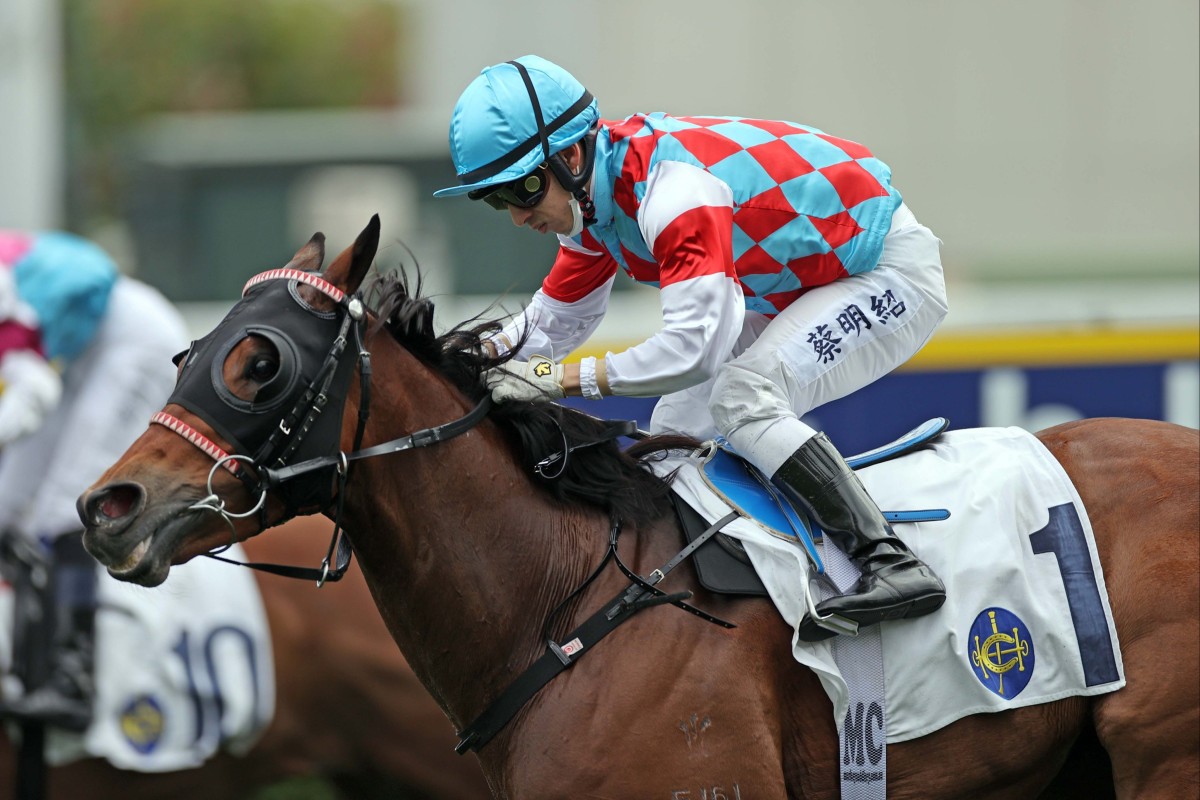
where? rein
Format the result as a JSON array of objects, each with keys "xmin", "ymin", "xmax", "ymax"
[
  {"xmin": 157, "ymin": 396, "xmax": 491, "ymax": 584},
  {"xmin": 256, "ymin": 394, "xmax": 494, "ymax": 488}
]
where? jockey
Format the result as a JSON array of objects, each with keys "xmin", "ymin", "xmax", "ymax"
[
  {"xmin": 0, "ymin": 230, "xmax": 187, "ymax": 729},
  {"xmin": 434, "ymin": 56, "xmax": 950, "ymax": 641}
]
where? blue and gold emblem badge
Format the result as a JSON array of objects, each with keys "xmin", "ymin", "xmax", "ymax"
[
  {"xmin": 968, "ymin": 607, "xmax": 1035, "ymax": 698},
  {"xmin": 119, "ymin": 694, "xmax": 165, "ymax": 754}
]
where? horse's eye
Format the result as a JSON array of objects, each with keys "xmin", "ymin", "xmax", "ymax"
[{"xmin": 247, "ymin": 356, "xmax": 279, "ymax": 383}]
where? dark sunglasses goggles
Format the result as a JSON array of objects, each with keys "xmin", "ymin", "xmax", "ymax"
[{"xmin": 469, "ymin": 164, "xmax": 550, "ymax": 211}]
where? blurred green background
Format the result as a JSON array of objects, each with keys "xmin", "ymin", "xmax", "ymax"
[{"xmin": 62, "ymin": 0, "xmax": 404, "ymax": 227}]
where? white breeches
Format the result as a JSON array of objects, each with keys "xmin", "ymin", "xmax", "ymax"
[
  {"xmin": 0, "ymin": 278, "xmax": 187, "ymax": 541},
  {"xmin": 651, "ymin": 204, "xmax": 948, "ymax": 477}
]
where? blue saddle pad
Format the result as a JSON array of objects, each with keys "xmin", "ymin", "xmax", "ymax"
[{"xmin": 701, "ymin": 419, "xmax": 953, "ymax": 574}]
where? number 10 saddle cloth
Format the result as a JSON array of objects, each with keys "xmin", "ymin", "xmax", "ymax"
[
  {"xmin": 0, "ymin": 542, "xmax": 274, "ymax": 772},
  {"xmin": 655, "ymin": 424, "xmax": 1126, "ymax": 744}
]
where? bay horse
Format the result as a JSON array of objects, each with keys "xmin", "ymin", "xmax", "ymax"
[
  {"xmin": 76, "ymin": 217, "xmax": 1199, "ymax": 799},
  {"xmin": 1, "ymin": 514, "xmax": 489, "ymax": 800}
]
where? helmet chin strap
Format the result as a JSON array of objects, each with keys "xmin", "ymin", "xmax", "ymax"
[
  {"xmin": 549, "ymin": 133, "xmax": 598, "ymax": 237},
  {"xmin": 567, "ymin": 197, "xmax": 585, "ymax": 237}
]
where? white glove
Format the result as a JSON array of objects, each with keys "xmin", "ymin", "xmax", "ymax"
[
  {"xmin": 0, "ymin": 349, "xmax": 63, "ymax": 447},
  {"xmin": 485, "ymin": 355, "xmax": 565, "ymax": 403}
]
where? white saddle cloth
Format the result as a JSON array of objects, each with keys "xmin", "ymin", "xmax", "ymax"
[
  {"xmin": 659, "ymin": 425, "xmax": 1126, "ymax": 742},
  {"xmin": 1, "ymin": 545, "xmax": 275, "ymax": 771}
]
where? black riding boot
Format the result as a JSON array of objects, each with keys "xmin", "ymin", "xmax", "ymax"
[
  {"xmin": 2, "ymin": 533, "xmax": 96, "ymax": 732},
  {"xmin": 772, "ymin": 433, "xmax": 946, "ymax": 641}
]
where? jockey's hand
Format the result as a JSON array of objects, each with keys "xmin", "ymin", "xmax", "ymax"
[
  {"xmin": 0, "ymin": 350, "xmax": 63, "ymax": 446},
  {"xmin": 485, "ymin": 355, "xmax": 565, "ymax": 403}
]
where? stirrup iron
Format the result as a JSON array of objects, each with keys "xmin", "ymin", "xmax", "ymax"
[{"xmin": 803, "ymin": 570, "xmax": 858, "ymax": 637}]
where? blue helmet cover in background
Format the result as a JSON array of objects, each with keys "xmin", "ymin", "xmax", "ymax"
[{"xmin": 13, "ymin": 232, "xmax": 118, "ymax": 361}]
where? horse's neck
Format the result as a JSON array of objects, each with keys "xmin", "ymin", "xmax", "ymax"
[
  {"xmin": 344, "ymin": 437, "xmax": 602, "ymax": 728},
  {"xmin": 340, "ymin": 353, "xmax": 606, "ymax": 727}
]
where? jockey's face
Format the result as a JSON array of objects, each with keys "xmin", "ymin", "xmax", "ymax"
[{"xmin": 507, "ymin": 143, "xmax": 582, "ymax": 236}]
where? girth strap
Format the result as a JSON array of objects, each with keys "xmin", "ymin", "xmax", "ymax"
[
  {"xmin": 646, "ymin": 510, "xmax": 738, "ymax": 583},
  {"xmin": 455, "ymin": 510, "xmax": 740, "ymax": 754}
]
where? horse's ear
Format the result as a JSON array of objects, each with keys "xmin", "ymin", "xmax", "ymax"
[
  {"xmin": 323, "ymin": 215, "xmax": 379, "ymax": 296},
  {"xmin": 285, "ymin": 233, "xmax": 326, "ymax": 272}
]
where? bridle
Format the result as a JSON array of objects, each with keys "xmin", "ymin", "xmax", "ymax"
[{"xmin": 152, "ymin": 268, "xmax": 491, "ymax": 585}]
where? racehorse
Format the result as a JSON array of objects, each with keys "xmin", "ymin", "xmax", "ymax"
[
  {"xmin": 75, "ymin": 217, "xmax": 1200, "ymax": 799},
  {"xmin": 1, "ymin": 514, "xmax": 490, "ymax": 800}
]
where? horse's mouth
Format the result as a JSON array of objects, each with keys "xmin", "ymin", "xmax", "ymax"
[
  {"xmin": 89, "ymin": 530, "xmax": 165, "ymax": 586},
  {"xmin": 110, "ymin": 537, "xmax": 153, "ymax": 574},
  {"xmin": 87, "ymin": 507, "xmax": 207, "ymax": 587}
]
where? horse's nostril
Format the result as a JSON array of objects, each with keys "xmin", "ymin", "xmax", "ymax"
[{"xmin": 94, "ymin": 484, "xmax": 142, "ymax": 521}]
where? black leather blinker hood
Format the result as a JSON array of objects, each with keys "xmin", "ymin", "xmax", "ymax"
[{"xmin": 167, "ymin": 276, "xmax": 360, "ymax": 494}]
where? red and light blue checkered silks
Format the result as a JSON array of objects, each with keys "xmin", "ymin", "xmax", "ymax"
[{"xmin": 579, "ymin": 113, "xmax": 902, "ymax": 318}]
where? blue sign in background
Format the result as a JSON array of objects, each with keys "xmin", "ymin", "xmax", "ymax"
[{"xmin": 563, "ymin": 360, "xmax": 1196, "ymax": 455}]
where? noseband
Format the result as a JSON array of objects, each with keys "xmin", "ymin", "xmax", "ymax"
[{"xmin": 152, "ymin": 268, "xmax": 491, "ymax": 585}]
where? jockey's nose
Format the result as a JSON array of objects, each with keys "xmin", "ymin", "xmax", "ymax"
[{"xmin": 508, "ymin": 204, "xmax": 533, "ymax": 227}]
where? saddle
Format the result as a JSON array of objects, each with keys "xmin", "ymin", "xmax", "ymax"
[{"xmin": 673, "ymin": 418, "xmax": 952, "ymax": 598}]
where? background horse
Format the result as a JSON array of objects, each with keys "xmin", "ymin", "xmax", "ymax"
[
  {"xmin": 76, "ymin": 219, "xmax": 1200, "ymax": 799},
  {"xmin": 1, "ymin": 514, "xmax": 489, "ymax": 800}
]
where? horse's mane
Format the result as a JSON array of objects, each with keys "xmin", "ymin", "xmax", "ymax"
[{"xmin": 366, "ymin": 270, "xmax": 699, "ymax": 527}]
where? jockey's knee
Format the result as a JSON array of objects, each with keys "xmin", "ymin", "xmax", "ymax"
[
  {"xmin": 710, "ymin": 358, "xmax": 822, "ymax": 473},
  {"xmin": 709, "ymin": 357, "xmax": 793, "ymax": 442}
]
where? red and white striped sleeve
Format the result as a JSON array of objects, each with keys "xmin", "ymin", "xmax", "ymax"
[
  {"xmin": 603, "ymin": 160, "xmax": 745, "ymax": 397},
  {"xmin": 499, "ymin": 234, "xmax": 619, "ymax": 361}
]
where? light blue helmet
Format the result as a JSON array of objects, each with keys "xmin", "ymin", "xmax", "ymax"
[{"xmin": 433, "ymin": 55, "xmax": 599, "ymax": 198}]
